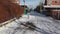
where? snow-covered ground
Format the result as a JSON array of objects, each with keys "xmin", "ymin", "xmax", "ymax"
[{"xmin": 0, "ymin": 11, "xmax": 60, "ymax": 34}]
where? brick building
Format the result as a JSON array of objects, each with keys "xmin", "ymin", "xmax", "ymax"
[
  {"xmin": 0, "ymin": 0, "xmax": 24, "ymax": 24},
  {"xmin": 47, "ymin": 0, "xmax": 60, "ymax": 5},
  {"xmin": 44, "ymin": 0, "xmax": 60, "ymax": 20},
  {"xmin": 10, "ymin": 0, "xmax": 20, "ymax": 4}
]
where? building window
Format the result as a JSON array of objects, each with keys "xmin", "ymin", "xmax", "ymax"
[{"xmin": 55, "ymin": 1, "xmax": 57, "ymax": 3}]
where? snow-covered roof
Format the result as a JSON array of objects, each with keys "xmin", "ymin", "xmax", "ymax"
[
  {"xmin": 44, "ymin": 5, "xmax": 60, "ymax": 8},
  {"xmin": 52, "ymin": 10, "xmax": 60, "ymax": 11}
]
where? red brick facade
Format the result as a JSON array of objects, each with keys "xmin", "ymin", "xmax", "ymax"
[
  {"xmin": 47, "ymin": 0, "xmax": 60, "ymax": 5},
  {"xmin": 45, "ymin": 0, "xmax": 60, "ymax": 19},
  {"xmin": 0, "ymin": 0, "xmax": 24, "ymax": 23}
]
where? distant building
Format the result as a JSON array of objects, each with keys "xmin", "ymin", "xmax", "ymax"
[{"xmin": 44, "ymin": 0, "xmax": 60, "ymax": 20}]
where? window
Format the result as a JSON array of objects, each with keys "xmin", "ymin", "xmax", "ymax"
[{"xmin": 55, "ymin": 1, "xmax": 57, "ymax": 3}]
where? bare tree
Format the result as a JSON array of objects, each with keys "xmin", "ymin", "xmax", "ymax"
[{"xmin": 39, "ymin": 2, "xmax": 44, "ymax": 14}]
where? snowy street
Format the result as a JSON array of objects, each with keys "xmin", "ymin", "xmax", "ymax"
[{"xmin": 0, "ymin": 11, "xmax": 60, "ymax": 34}]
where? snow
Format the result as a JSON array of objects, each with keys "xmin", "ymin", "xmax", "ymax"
[
  {"xmin": 44, "ymin": 5, "xmax": 60, "ymax": 8},
  {"xmin": 0, "ymin": 11, "xmax": 60, "ymax": 34}
]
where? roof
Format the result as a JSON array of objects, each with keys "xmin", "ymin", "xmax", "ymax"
[{"xmin": 44, "ymin": 5, "xmax": 60, "ymax": 8}]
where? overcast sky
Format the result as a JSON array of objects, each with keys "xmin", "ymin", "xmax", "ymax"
[{"xmin": 20, "ymin": 0, "xmax": 45, "ymax": 8}]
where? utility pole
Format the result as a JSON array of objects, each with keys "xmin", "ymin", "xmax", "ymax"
[
  {"xmin": 23, "ymin": 0, "xmax": 25, "ymax": 9},
  {"xmin": 39, "ymin": 2, "xmax": 43, "ymax": 14}
]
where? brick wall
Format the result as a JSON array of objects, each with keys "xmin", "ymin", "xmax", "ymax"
[
  {"xmin": 10, "ymin": 0, "xmax": 20, "ymax": 4},
  {"xmin": 0, "ymin": 0, "xmax": 24, "ymax": 23},
  {"xmin": 47, "ymin": 0, "xmax": 60, "ymax": 5},
  {"xmin": 45, "ymin": 0, "xmax": 60, "ymax": 20}
]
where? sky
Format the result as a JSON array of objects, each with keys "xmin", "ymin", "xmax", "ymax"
[{"xmin": 20, "ymin": 0, "xmax": 45, "ymax": 8}]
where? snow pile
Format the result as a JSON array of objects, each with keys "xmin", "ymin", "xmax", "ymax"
[{"xmin": 0, "ymin": 11, "xmax": 60, "ymax": 34}]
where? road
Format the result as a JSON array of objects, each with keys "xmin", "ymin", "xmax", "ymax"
[{"xmin": 0, "ymin": 11, "xmax": 60, "ymax": 34}]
